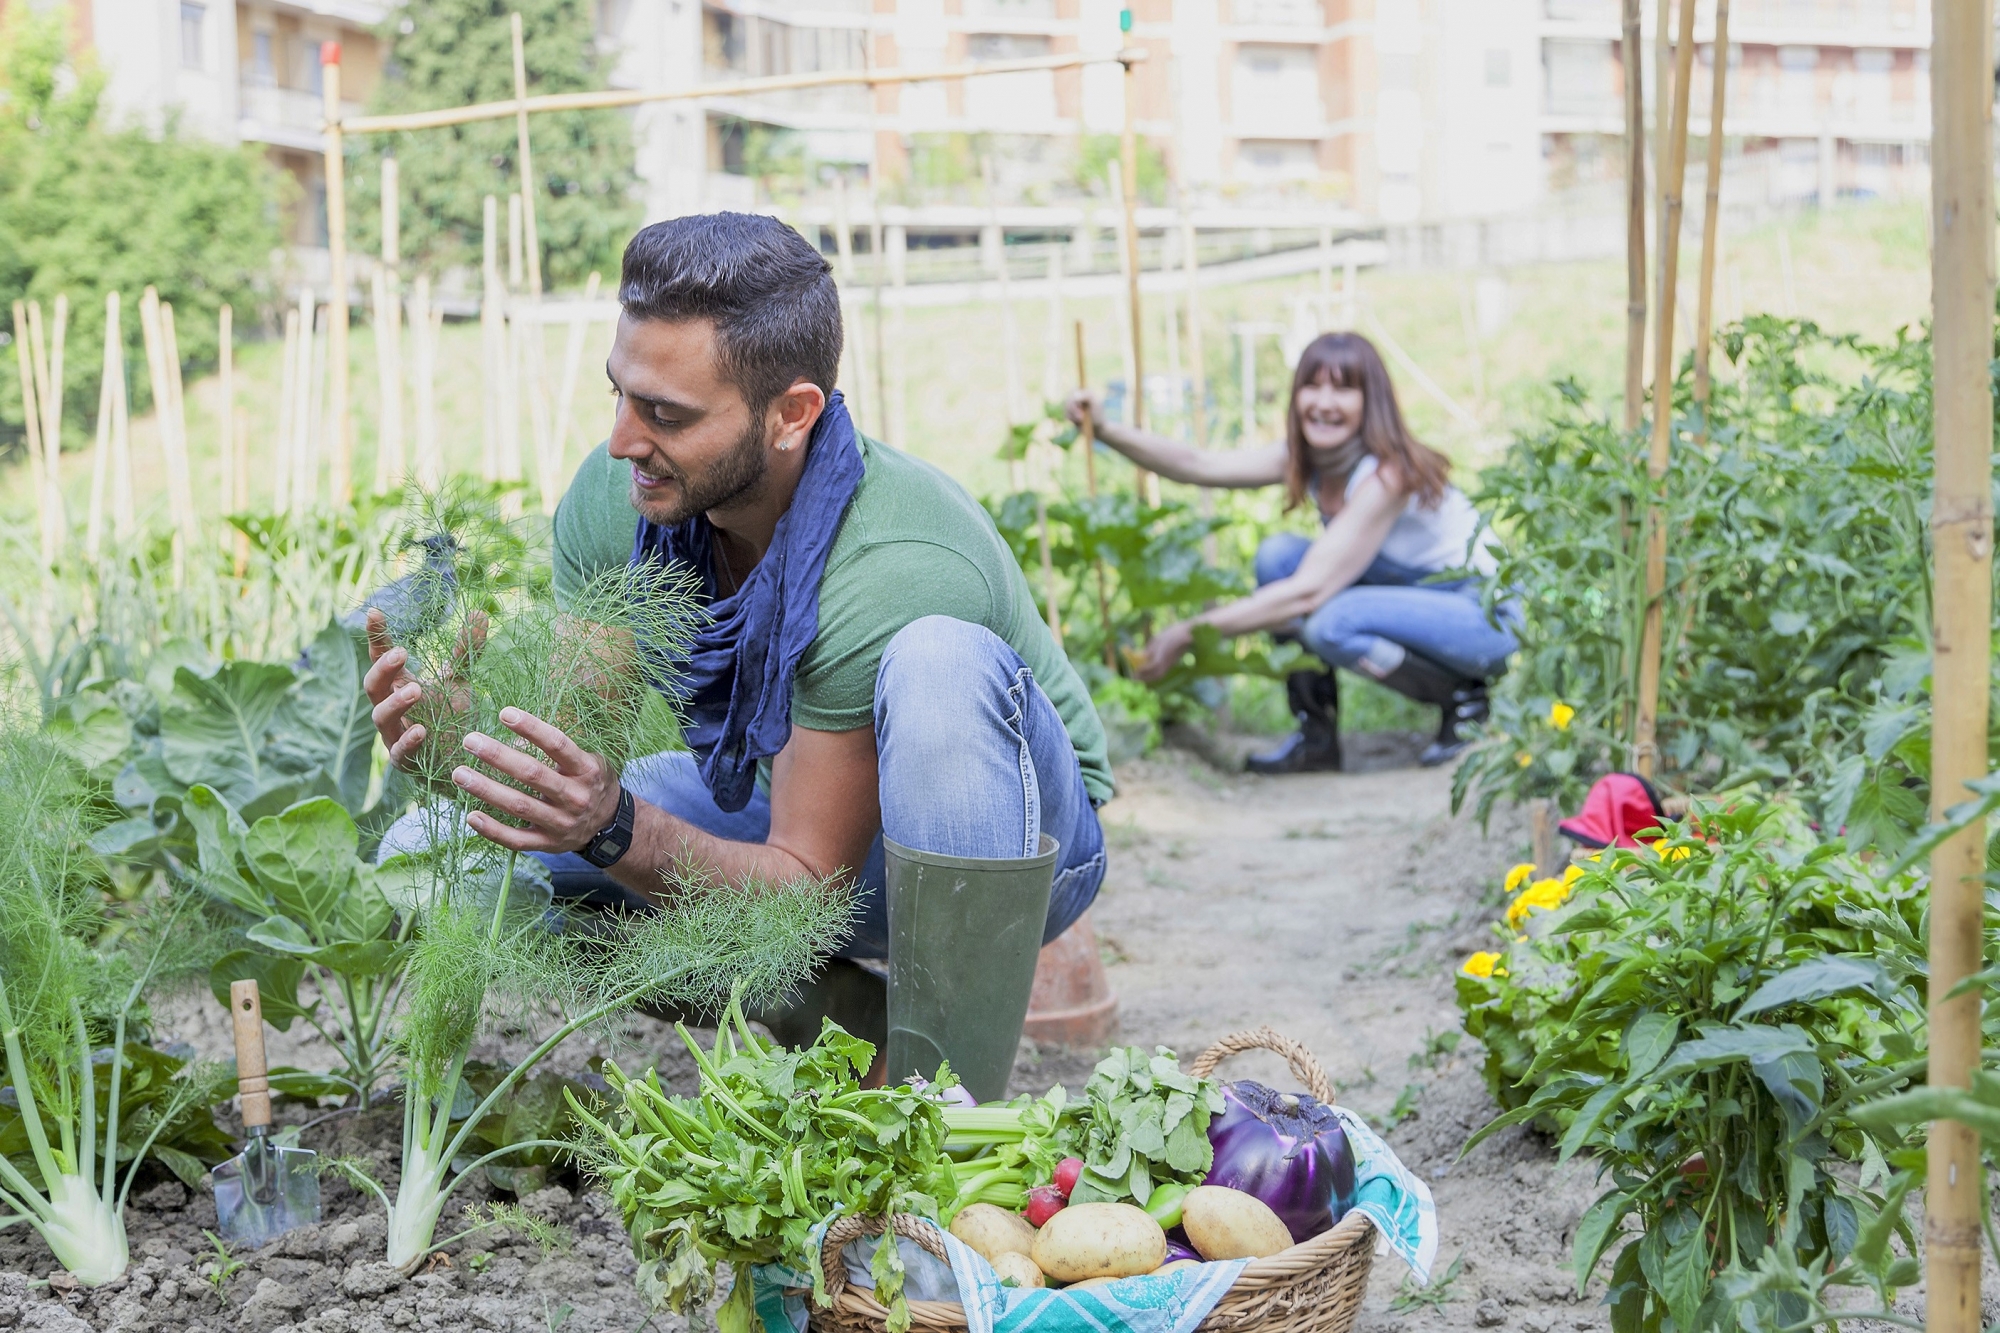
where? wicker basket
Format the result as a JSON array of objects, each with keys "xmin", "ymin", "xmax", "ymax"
[{"xmin": 807, "ymin": 1027, "xmax": 1377, "ymax": 1333}]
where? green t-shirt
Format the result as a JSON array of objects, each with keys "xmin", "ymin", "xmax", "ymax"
[{"xmin": 552, "ymin": 437, "xmax": 1114, "ymax": 805}]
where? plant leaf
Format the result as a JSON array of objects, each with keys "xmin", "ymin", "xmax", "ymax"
[{"xmin": 1736, "ymin": 957, "xmax": 1894, "ymax": 1019}]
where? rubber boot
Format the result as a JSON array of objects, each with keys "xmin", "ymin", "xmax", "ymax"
[
  {"xmin": 885, "ymin": 834, "xmax": 1058, "ymax": 1103},
  {"xmin": 1246, "ymin": 670, "xmax": 1342, "ymax": 774},
  {"xmin": 1374, "ymin": 652, "xmax": 1489, "ymax": 767}
]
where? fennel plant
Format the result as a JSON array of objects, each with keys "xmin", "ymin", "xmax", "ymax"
[
  {"xmin": 358, "ymin": 507, "xmax": 848, "ymax": 1269},
  {"xmin": 0, "ymin": 728, "xmax": 223, "ymax": 1285}
]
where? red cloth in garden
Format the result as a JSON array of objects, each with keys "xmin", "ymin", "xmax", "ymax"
[{"xmin": 1558, "ymin": 772, "xmax": 1669, "ymax": 848}]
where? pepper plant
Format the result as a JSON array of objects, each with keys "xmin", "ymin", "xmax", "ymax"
[{"xmin": 1458, "ymin": 797, "xmax": 1929, "ymax": 1331}]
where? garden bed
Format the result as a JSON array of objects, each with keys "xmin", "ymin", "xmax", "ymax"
[{"xmin": 7, "ymin": 741, "xmax": 1612, "ymax": 1333}]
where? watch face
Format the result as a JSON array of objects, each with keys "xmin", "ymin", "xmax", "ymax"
[{"xmin": 600, "ymin": 838, "xmax": 627, "ymax": 859}]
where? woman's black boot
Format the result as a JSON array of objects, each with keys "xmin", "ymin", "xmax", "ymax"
[
  {"xmin": 1247, "ymin": 670, "xmax": 1342, "ymax": 774},
  {"xmin": 1374, "ymin": 652, "xmax": 1489, "ymax": 766}
]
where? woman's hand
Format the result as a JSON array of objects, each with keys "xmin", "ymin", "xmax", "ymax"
[
  {"xmin": 1063, "ymin": 388, "xmax": 1102, "ymax": 428},
  {"xmin": 1135, "ymin": 621, "xmax": 1197, "ymax": 683}
]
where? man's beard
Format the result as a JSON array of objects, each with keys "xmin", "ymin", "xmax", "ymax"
[{"xmin": 629, "ymin": 417, "xmax": 771, "ymax": 526}]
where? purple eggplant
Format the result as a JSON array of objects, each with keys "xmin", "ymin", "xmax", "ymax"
[
  {"xmin": 1163, "ymin": 1239, "xmax": 1202, "ymax": 1266},
  {"xmin": 1203, "ymin": 1081, "xmax": 1357, "ymax": 1242}
]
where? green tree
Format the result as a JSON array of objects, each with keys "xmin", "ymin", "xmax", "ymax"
[
  {"xmin": 0, "ymin": 3, "xmax": 286, "ymax": 454},
  {"xmin": 351, "ymin": 0, "xmax": 639, "ymax": 289}
]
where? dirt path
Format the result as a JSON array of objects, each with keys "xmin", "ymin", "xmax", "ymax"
[{"xmin": 1074, "ymin": 745, "xmax": 1603, "ymax": 1333}]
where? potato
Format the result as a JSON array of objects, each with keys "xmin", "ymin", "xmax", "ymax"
[
  {"xmin": 1182, "ymin": 1186, "xmax": 1294, "ymax": 1261},
  {"xmin": 989, "ymin": 1251, "xmax": 1045, "ymax": 1289},
  {"xmin": 1063, "ymin": 1276, "xmax": 1119, "ymax": 1292},
  {"xmin": 950, "ymin": 1203, "xmax": 1038, "ymax": 1262},
  {"xmin": 1151, "ymin": 1260, "xmax": 1200, "ymax": 1277},
  {"xmin": 1029, "ymin": 1202, "xmax": 1167, "ymax": 1282}
]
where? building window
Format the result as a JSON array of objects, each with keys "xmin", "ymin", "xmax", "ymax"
[
  {"xmin": 179, "ymin": 2, "xmax": 205, "ymax": 70},
  {"xmin": 249, "ymin": 31, "xmax": 275, "ymax": 86},
  {"xmin": 1485, "ymin": 49, "xmax": 1511, "ymax": 87},
  {"xmin": 967, "ymin": 32, "xmax": 1053, "ymax": 62},
  {"xmin": 298, "ymin": 38, "xmax": 325, "ymax": 95}
]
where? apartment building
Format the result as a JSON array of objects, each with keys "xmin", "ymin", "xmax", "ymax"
[
  {"xmin": 48, "ymin": 0, "xmax": 384, "ymax": 243},
  {"xmin": 1542, "ymin": 0, "xmax": 1934, "ymax": 201}
]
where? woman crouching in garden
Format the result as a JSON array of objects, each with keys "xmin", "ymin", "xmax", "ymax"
[{"xmin": 1066, "ymin": 331, "xmax": 1516, "ymax": 773}]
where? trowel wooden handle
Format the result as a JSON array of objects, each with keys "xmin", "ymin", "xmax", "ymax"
[{"xmin": 229, "ymin": 979, "xmax": 272, "ymax": 1130}]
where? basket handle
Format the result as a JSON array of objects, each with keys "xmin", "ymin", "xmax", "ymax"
[
  {"xmin": 1187, "ymin": 1027, "xmax": 1335, "ymax": 1103},
  {"xmin": 817, "ymin": 1213, "xmax": 953, "ymax": 1305}
]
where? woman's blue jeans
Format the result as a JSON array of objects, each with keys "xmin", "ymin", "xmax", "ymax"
[
  {"xmin": 1255, "ymin": 532, "xmax": 1519, "ymax": 680},
  {"xmin": 520, "ymin": 615, "xmax": 1106, "ymax": 960}
]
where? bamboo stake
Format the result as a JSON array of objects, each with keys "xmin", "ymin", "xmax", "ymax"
[
  {"xmin": 1622, "ymin": 0, "xmax": 1647, "ymax": 433},
  {"xmin": 1927, "ymin": 1, "xmax": 1995, "ymax": 1325},
  {"xmin": 219, "ymin": 304, "xmax": 235, "ymax": 515},
  {"xmin": 508, "ymin": 194, "xmax": 525, "ymax": 290},
  {"xmin": 275, "ymin": 305, "xmax": 300, "ymax": 516},
  {"xmin": 322, "ymin": 42, "xmax": 351, "ymax": 504},
  {"xmin": 548, "ymin": 271, "xmax": 603, "ymax": 513},
  {"xmin": 233, "ymin": 405, "xmax": 249, "ymax": 576},
  {"xmin": 410, "ymin": 275, "xmax": 443, "ymax": 489},
  {"xmin": 161, "ymin": 302, "xmax": 192, "ymax": 534},
  {"xmin": 87, "ymin": 296, "xmax": 113, "ymax": 560},
  {"xmin": 340, "ymin": 49, "xmax": 1131, "ymax": 136},
  {"xmin": 303, "ymin": 298, "xmax": 328, "ymax": 510},
  {"xmin": 1108, "ymin": 162, "xmax": 1140, "ymax": 424},
  {"xmin": 482, "ymin": 196, "xmax": 503, "ymax": 481},
  {"xmin": 25, "ymin": 299, "xmax": 66, "ymax": 563},
  {"xmin": 1691, "ymin": 0, "xmax": 1731, "ymax": 438},
  {"xmin": 510, "ymin": 14, "xmax": 543, "ymax": 299},
  {"xmin": 375, "ymin": 154, "xmax": 405, "ymax": 493},
  {"xmin": 1075, "ymin": 319, "xmax": 1117, "ymax": 674},
  {"xmin": 1117, "ymin": 37, "xmax": 1147, "ymax": 448},
  {"xmin": 11, "ymin": 302, "xmax": 49, "ymax": 566},
  {"xmin": 106, "ymin": 293, "xmax": 130, "ymax": 541},
  {"xmin": 1632, "ymin": 0, "xmax": 1697, "ymax": 781}
]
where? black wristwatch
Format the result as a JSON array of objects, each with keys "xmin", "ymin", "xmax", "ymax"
[{"xmin": 580, "ymin": 787, "xmax": 636, "ymax": 869}]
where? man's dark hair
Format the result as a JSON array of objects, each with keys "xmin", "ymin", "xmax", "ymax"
[{"xmin": 618, "ymin": 213, "xmax": 842, "ymax": 415}]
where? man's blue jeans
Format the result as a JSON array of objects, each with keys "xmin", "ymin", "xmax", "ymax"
[
  {"xmin": 1254, "ymin": 532, "xmax": 1519, "ymax": 680},
  {"xmin": 528, "ymin": 615, "xmax": 1107, "ymax": 960}
]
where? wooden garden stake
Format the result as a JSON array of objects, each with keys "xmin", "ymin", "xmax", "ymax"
[
  {"xmin": 303, "ymin": 298, "xmax": 328, "ymax": 510},
  {"xmin": 510, "ymin": 11, "xmax": 556, "ymax": 518},
  {"xmin": 87, "ymin": 297, "xmax": 115, "ymax": 560},
  {"xmin": 1075, "ymin": 319, "xmax": 1117, "ymax": 673},
  {"xmin": 1691, "ymin": 0, "xmax": 1731, "ymax": 440},
  {"xmin": 11, "ymin": 302, "xmax": 50, "ymax": 566},
  {"xmin": 1927, "ymin": 2, "xmax": 1995, "ymax": 1326},
  {"xmin": 510, "ymin": 14, "xmax": 543, "ymax": 299},
  {"xmin": 375, "ymin": 155, "xmax": 405, "ymax": 493},
  {"xmin": 321, "ymin": 41, "xmax": 351, "ymax": 504},
  {"xmin": 275, "ymin": 305, "xmax": 300, "ymax": 516},
  {"xmin": 104, "ymin": 292, "xmax": 130, "ymax": 542},
  {"xmin": 1621, "ymin": 0, "xmax": 1646, "ymax": 433},
  {"xmin": 161, "ymin": 301, "xmax": 195, "ymax": 549},
  {"xmin": 25, "ymin": 299, "xmax": 67, "ymax": 563},
  {"xmin": 219, "ymin": 304, "xmax": 235, "ymax": 518},
  {"xmin": 550, "ymin": 271, "xmax": 603, "ymax": 512},
  {"xmin": 481, "ymin": 196, "xmax": 503, "ymax": 481},
  {"xmin": 1115, "ymin": 35, "xmax": 1156, "ymax": 508},
  {"xmin": 410, "ymin": 275, "xmax": 443, "ymax": 489},
  {"xmin": 233, "ymin": 407, "xmax": 250, "ymax": 576},
  {"xmin": 1632, "ymin": 0, "xmax": 1696, "ymax": 781}
]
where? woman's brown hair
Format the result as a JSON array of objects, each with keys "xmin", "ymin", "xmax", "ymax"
[{"xmin": 1282, "ymin": 332, "xmax": 1451, "ymax": 512}]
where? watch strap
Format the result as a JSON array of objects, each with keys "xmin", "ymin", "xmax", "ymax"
[{"xmin": 580, "ymin": 786, "xmax": 636, "ymax": 869}]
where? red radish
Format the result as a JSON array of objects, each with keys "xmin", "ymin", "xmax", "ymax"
[
  {"xmin": 1024, "ymin": 1185, "xmax": 1067, "ymax": 1228},
  {"xmin": 1053, "ymin": 1158, "xmax": 1084, "ymax": 1199}
]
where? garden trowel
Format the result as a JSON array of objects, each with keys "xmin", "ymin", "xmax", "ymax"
[{"xmin": 213, "ymin": 979, "xmax": 320, "ymax": 1247}]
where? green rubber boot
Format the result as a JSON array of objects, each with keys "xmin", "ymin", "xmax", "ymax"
[{"xmin": 885, "ymin": 834, "xmax": 1059, "ymax": 1102}]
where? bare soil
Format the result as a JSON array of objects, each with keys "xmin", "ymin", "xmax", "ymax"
[{"xmin": 3, "ymin": 736, "xmax": 1589, "ymax": 1333}]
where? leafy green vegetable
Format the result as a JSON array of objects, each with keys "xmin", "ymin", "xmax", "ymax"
[{"xmin": 573, "ymin": 993, "xmax": 957, "ymax": 1333}]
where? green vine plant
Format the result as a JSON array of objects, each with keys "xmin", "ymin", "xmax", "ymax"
[{"xmin": 351, "ymin": 495, "xmax": 853, "ymax": 1270}]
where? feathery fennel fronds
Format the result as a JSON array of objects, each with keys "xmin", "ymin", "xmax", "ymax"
[{"xmin": 0, "ymin": 724, "xmax": 220, "ymax": 1286}]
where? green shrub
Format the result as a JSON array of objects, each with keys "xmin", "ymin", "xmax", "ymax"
[
  {"xmin": 0, "ymin": 3, "xmax": 286, "ymax": 451},
  {"xmin": 1457, "ymin": 796, "xmax": 1929, "ymax": 1330},
  {"xmin": 1453, "ymin": 316, "xmax": 1990, "ymax": 853}
]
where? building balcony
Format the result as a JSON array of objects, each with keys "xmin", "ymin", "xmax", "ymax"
[{"xmin": 237, "ymin": 84, "xmax": 358, "ymax": 152}]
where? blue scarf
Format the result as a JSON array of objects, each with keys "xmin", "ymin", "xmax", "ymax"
[{"xmin": 630, "ymin": 392, "xmax": 865, "ymax": 812}]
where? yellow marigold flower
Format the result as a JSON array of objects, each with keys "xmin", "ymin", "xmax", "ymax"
[
  {"xmin": 1516, "ymin": 751, "xmax": 1534, "ymax": 768},
  {"xmin": 1505, "ymin": 877, "xmax": 1571, "ymax": 930},
  {"xmin": 1504, "ymin": 863, "xmax": 1536, "ymax": 894},
  {"xmin": 1563, "ymin": 863, "xmax": 1585, "ymax": 886},
  {"xmin": 1461, "ymin": 951, "xmax": 1505, "ymax": 980},
  {"xmin": 1548, "ymin": 701, "xmax": 1576, "ymax": 731},
  {"xmin": 1655, "ymin": 841, "xmax": 1693, "ymax": 861}
]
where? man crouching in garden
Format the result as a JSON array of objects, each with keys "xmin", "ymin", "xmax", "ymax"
[{"xmin": 362, "ymin": 213, "xmax": 1110, "ymax": 1089}]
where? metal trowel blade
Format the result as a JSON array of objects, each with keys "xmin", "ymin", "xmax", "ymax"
[{"xmin": 213, "ymin": 1134, "xmax": 320, "ymax": 1248}]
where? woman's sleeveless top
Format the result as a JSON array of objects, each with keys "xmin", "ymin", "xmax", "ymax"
[{"xmin": 1320, "ymin": 454, "xmax": 1498, "ymax": 577}]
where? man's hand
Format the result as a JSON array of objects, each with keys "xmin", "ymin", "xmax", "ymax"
[
  {"xmin": 363, "ymin": 607, "xmax": 484, "ymax": 771},
  {"xmin": 1062, "ymin": 388, "xmax": 1101, "ymax": 427},
  {"xmin": 453, "ymin": 708, "xmax": 622, "ymax": 855},
  {"xmin": 1134, "ymin": 620, "xmax": 1196, "ymax": 683}
]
